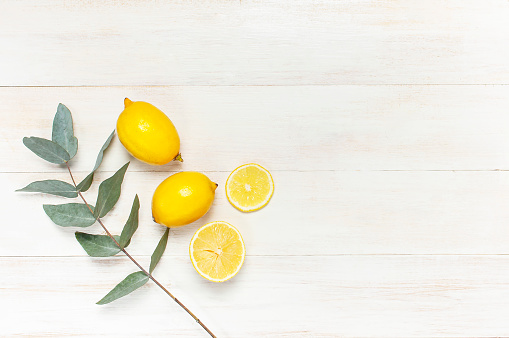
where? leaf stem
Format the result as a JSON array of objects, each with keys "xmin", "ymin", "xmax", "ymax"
[{"xmin": 65, "ymin": 162, "xmax": 216, "ymax": 338}]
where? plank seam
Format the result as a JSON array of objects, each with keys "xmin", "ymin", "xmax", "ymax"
[
  {"xmin": 3, "ymin": 254, "xmax": 509, "ymax": 258},
  {"xmin": 6, "ymin": 169, "xmax": 509, "ymax": 174},
  {"xmin": 2, "ymin": 84, "xmax": 509, "ymax": 88}
]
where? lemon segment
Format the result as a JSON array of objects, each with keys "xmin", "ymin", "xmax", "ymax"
[
  {"xmin": 226, "ymin": 163, "xmax": 274, "ymax": 212},
  {"xmin": 190, "ymin": 221, "xmax": 245, "ymax": 282}
]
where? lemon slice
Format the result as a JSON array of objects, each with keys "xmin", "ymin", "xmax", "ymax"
[
  {"xmin": 189, "ymin": 221, "xmax": 246, "ymax": 282},
  {"xmin": 226, "ymin": 163, "xmax": 274, "ymax": 212}
]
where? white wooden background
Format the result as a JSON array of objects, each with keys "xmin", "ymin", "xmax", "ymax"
[{"xmin": 2, "ymin": 0, "xmax": 509, "ymax": 336}]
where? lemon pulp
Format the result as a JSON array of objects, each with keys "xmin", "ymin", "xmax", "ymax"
[
  {"xmin": 190, "ymin": 221, "xmax": 245, "ymax": 282},
  {"xmin": 226, "ymin": 163, "xmax": 274, "ymax": 212}
]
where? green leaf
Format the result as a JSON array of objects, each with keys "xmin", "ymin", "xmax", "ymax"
[
  {"xmin": 96, "ymin": 271, "xmax": 149, "ymax": 305},
  {"xmin": 52, "ymin": 103, "xmax": 78, "ymax": 159},
  {"xmin": 119, "ymin": 195, "xmax": 139, "ymax": 249},
  {"xmin": 94, "ymin": 162, "xmax": 129, "ymax": 218},
  {"xmin": 23, "ymin": 137, "xmax": 70, "ymax": 164},
  {"xmin": 16, "ymin": 180, "xmax": 78, "ymax": 198},
  {"xmin": 75, "ymin": 232, "xmax": 121, "ymax": 257},
  {"xmin": 93, "ymin": 130, "xmax": 115, "ymax": 172},
  {"xmin": 76, "ymin": 130, "xmax": 115, "ymax": 192},
  {"xmin": 76, "ymin": 171, "xmax": 94, "ymax": 192},
  {"xmin": 43, "ymin": 203, "xmax": 95, "ymax": 227},
  {"xmin": 149, "ymin": 228, "xmax": 169, "ymax": 274}
]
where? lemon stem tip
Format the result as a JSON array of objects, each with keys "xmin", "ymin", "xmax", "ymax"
[
  {"xmin": 174, "ymin": 153, "xmax": 183, "ymax": 162},
  {"xmin": 124, "ymin": 97, "xmax": 133, "ymax": 108}
]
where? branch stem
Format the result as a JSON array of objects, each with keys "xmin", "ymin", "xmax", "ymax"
[{"xmin": 65, "ymin": 162, "xmax": 216, "ymax": 338}]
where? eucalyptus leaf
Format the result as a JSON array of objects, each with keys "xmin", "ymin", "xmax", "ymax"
[
  {"xmin": 119, "ymin": 195, "xmax": 139, "ymax": 249},
  {"xmin": 76, "ymin": 130, "xmax": 115, "ymax": 192},
  {"xmin": 52, "ymin": 103, "xmax": 78, "ymax": 159},
  {"xmin": 75, "ymin": 232, "xmax": 121, "ymax": 257},
  {"xmin": 23, "ymin": 137, "xmax": 70, "ymax": 164},
  {"xmin": 93, "ymin": 130, "xmax": 115, "ymax": 172},
  {"xmin": 96, "ymin": 271, "xmax": 149, "ymax": 305},
  {"xmin": 43, "ymin": 203, "xmax": 95, "ymax": 227},
  {"xmin": 16, "ymin": 180, "xmax": 78, "ymax": 198},
  {"xmin": 76, "ymin": 171, "xmax": 94, "ymax": 192},
  {"xmin": 149, "ymin": 228, "xmax": 169, "ymax": 274},
  {"xmin": 94, "ymin": 162, "xmax": 129, "ymax": 218}
]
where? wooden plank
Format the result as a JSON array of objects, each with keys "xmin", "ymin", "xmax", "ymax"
[
  {"xmin": 7, "ymin": 170, "xmax": 509, "ymax": 256},
  {"xmin": 2, "ymin": 255, "xmax": 509, "ymax": 337},
  {"xmin": 1, "ymin": 0, "xmax": 509, "ymax": 86},
  {"xmin": 4, "ymin": 85, "xmax": 509, "ymax": 173}
]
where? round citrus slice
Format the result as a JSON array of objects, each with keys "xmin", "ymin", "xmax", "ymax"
[
  {"xmin": 225, "ymin": 163, "xmax": 274, "ymax": 212},
  {"xmin": 189, "ymin": 221, "xmax": 246, "ymax": 282}
]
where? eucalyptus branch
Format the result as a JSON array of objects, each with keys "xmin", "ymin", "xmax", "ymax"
[
  {"xmin": 65, "ymin": 163, "xmax": 216, "ymax": 338},
  {"xmin": 18, "ymin": 104, "xmax": 216, "ymax": 337}
]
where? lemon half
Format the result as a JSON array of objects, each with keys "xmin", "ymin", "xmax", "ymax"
[
  {"xmin": 226, "ymin": 163, "xmax": 274, "ymax": 212},
  {"xmin": 190, "ymin": 221, "xmax": 245, "ymax": 282}
]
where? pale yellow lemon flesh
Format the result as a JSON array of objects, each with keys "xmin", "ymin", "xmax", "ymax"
[
  {"xmin": 117, "ymin": 98, "xmax": 181, "ymax": 165},
  {"xmin": 152, "ymin": 172, "xmax": 217, "ymax": 227},
  {"xmin": 226, "ymin": 163, "xmax": 274, "ymax": 212},
  {"xmin": 190, "ymin": 221, "xmax": 245, "ymax": 282}
]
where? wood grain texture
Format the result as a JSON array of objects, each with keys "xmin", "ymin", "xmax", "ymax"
[
  {"xmin": 1, "ymin": 0, "xmax": 509, "ymax": 86},
  {"xmin": 2, "ymin": 256, "xmax": 509, "ymax": 337},
  {"xmin": 3, "ymin": 85, "xmax": 509, "ymax": 173},
  {"xmin": 7, "ymin": 170, "xmax": 509, "ymax": 257}
]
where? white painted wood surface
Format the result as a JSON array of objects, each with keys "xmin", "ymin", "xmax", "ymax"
[
  {"xmin": 2, "ymin": 1, "xmax": 509, "ymax": 337},
  {"xmin": 5, "ymin": 86, "xmax": 509, "ymax": 172},
  {"xmin": 3, "ymin": 256, "xmax": 509, "ymax": 337},
  {"xmin": 2, "ymin": 0, "xmax": 509, "ymax": 85}
]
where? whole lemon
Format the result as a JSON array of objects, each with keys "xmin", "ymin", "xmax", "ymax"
[
  {"xmin": 152, "ymin": 172, "xmax": 218, "ymax": 227},
  {"xmin": 117, "ymin": 98, "xmax": 182, "ymax": 165}
]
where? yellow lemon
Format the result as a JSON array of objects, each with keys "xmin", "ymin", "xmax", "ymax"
[
  {"xmin": 117, "ymin": 98, "xmax": 182, "ymax": 165},
  {"xmin": 152, "ymin": 172, "xmax": 217, "ymax": 227},
  {"xmin": 226, "ymin": 163, "xmax": 274, "ymax": 212},
  {"xmin": 190, "ymin": 221, "xmax": 245, "ymax": 282}
]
